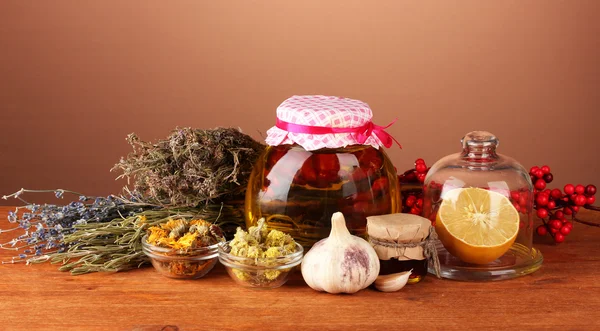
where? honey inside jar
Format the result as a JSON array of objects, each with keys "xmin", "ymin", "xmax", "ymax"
[{"xmin": 245, "ymin": 144, "xmax": 400, "ymax": 248}]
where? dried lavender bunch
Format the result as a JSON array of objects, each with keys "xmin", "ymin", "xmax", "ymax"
[
  {"xmin": 112, "ymin": 127, "xmax": 265, "ymax": 207},
  {"xmin": 1, "ymin": 189, "xmax": 155, "ymax": 268}
]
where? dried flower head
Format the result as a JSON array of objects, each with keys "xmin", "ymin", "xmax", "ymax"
[{"xmin": 146, "ymin": 218, "xmax": 224, "ymax": 251}]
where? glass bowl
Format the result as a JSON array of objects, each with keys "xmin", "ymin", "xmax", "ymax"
[
  {"xmin": 142, "ymin": 235, "xmax": 219, "ymax": 279},
  {"xmin": 218, "ymin": 240, "xmax": 304, "ymax": 289}
]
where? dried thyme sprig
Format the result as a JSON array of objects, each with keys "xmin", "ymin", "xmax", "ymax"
[{"xmin": 111, "ymin": 127, "xmax": 265, "ymax": 207}]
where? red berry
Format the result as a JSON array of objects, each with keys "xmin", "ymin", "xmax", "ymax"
[
  {"xmin": 416, "ymin": 173, "xmax": 426, "ymax": 183},
  {"xmin": 536, "ymin": 194, "xmax": 549, "ymax": 206},
  {"xmin": 564, "ymin": 184, "xmax": 575, "ymax": 195},
  {"xmin": 415, "ymin": 158, "xmax": 425, "ymax": 165},
  {"xmin": 575, "ymin": 184, "xmax": 585, "ymax": 195},
  {"xmin": 550, "ymin": 219, "xmax": 562, "ymax": 230},
  {"xmin": 554, "ymin": 232, "xmax": 565, "ymax": 243},
  {"xmin": 563, "ymin": 207, "xmax": 573, "ymax": 215},
  {"xmin": 529, "ymin": 166, "xmax": 539, "ymax": 175},
  {"xmin": 587, "ymin": 195, "xmax": 596, "ymax": 205},
  {"xmin": 560, "ymin": 225, "xmax": 571, "ymax": 235},
  {"xmin": 586, "ymin": 184, "xmax": 597, "ymax": 196},
  {"xmin": 564, "ymin": 221, "xmax": 573, "ymax": 230},
  {"xmin": 536, "ymin": 225, "xmax": 548, "ymax": 236},
  {"xmin": 554, "ymin": 210, "xmax": 565, "ymax": 219},
  {"xmin": 575, "ymin": 194, "xmax": 587, "ymax": 206},
  {"xmin": 511, "ymin": 191, "xmax": 520, "ymax": 201},
  {"xmin": 534, "ymin": 169, "xmax": 544, "ymax": 179},
  {"xmin": 550, "ymin": 228, "xmax": 559, "ymax": 234},
  {"xmin": 547, "ymin": 200, "xmax": 556, "ymax": 209},
  {"xmin": 541, "ymin": 165, "xmax": 551, "ymax": 174},
  {"xmin": 534, "ymin": 179, "xmax": 546, "ymax": 190},
  {"xmin": 543, "ymin": 173, "xmax": 553, "ymax": 183},
  {"xmin": 410, "ymin": 207, "xmax": 420, "ymax": 215},
  {"xmin": 416, "ymin": 198, "xmax": 423, "ymax": 208},
  {"xmin": 572, "ymin": 206, "xmax": 580, "ymax": 212},
  {"xmin": 551, "ymin": 189, "xmax": 562, "ymax": 199},
  {"xmin": 518, "ymin": 194, "xmax": 528, "ymax": 207},
  {"xmin": 513, "ymin": 203, "xmax": 521, "ymax": 212},
  {"xmin": 406, "ymin": 195, "xmax": 416, "ymax": 207},
  {"xmin": 536, "ymin": 208, "xmax": 549, "ymax": 219},
  {"xmin": 415, "ymin": 163, "xmax": 427, "ymax": 174}
]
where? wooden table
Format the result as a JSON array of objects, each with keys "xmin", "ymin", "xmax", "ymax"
[{"xmin": 0, "ymin": 207, "xmax": 599, "ymax": 330}]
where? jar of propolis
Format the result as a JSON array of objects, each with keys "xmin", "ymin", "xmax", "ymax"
[{"xmin": 245, "ymin": 95, "xmax": 401, "ymax": 248}]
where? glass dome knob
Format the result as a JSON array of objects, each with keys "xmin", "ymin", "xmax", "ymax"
[{"xmin": 461, "ymin": 131, "xmax": 499, "ymax": 148}]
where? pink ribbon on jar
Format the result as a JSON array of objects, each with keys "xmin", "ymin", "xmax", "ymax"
[{"xmin": 276, "ymin": 118, "xmax": 402, "ymax": 149}]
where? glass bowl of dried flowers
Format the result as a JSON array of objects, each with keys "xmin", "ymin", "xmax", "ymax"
[
  {"xmin": 218, "ymin": 218, "xmax": 304, "ymax": 288},
  {"xmin": 142, "ymin": 219, "xmax": 225, "ymax": 279}
]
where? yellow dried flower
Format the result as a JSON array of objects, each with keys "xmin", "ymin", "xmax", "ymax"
[
  {"xmin": 263, "ymin": 247, "xmax": 283, "ymax": 258},
  {"xmin": 147, "ymin": 227, "xmax": 168, "ymax": 245},
  {"xmin": 145, "ymin": 218, "xmax": 223, "ymax": 253},
  {"xmin": 176, "ymin": 232, "xmax": 199, "ymax": 250},
  {"xmin": 246, "ymin": 246, "xmax": 261, "ymax": 259},
  {"xmin": 265, "ymin": 230, "xmax": 292, "ymax": 248}
]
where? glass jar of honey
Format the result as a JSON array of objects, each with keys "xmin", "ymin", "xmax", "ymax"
[{"xmin": 245, "ymin": 95, "xmax": 401, "ymax": 248}]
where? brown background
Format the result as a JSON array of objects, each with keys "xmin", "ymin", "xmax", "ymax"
[{"xmin": 1, "ymin": 1, "xmax": 599, "ymax": 204}]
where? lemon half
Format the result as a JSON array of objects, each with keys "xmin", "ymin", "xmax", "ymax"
[{"xmin": 435, "ymin": 187, "xmax": 520, "ymax": 265}]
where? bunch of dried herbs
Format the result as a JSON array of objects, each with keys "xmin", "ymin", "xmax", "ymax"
[
  {"xmin": 1, "ymin": 127, "xmax": 265, "ymax": 275},
  {"xmin": 112, "ymin": 127, "xmax": 265, "ymax": 207},
  {"xmin": 1, "ymin": 189, "xmax": 156, "ymax": 273}
]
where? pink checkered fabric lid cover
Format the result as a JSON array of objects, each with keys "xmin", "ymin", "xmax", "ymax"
[{"xmin": 265, "ymin": 95, "xmax": 389, "ymax": 151}]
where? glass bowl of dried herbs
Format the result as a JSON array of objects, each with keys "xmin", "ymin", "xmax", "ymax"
[
  {"xmin": 218, "ymin": 240, "xmax": 303, "ymax": 288},
  {"xmin": 217, "ymin": 218, "xmax": 304, "ymax": 288},
  {"xmin": 142, "ymin": 219, "xmax": 225, "ymax": 279},
  {"xmin": 142, "ymin": 238, "xmax": 219, "ymax": 279}
]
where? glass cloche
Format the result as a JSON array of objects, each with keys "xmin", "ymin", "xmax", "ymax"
[{"xmin": 422, "ymin": 131, "xmax": 543, "ymax": 281}]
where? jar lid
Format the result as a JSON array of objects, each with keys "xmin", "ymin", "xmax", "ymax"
[{"xmin": 265, "ymin": 95, "xmax": 400, "ymax": 151}]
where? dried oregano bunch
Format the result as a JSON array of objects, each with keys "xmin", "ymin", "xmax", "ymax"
[{"xmin": 112, "ymin": 127, "xmax": 265, "ymax": 207}]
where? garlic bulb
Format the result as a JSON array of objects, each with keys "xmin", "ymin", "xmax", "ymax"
[{"xmin": 301, "ymin": 212, "xmax": 380, "ymax": 294}]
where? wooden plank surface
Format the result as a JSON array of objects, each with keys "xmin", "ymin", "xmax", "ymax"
[{"xmin": 0, "ymin": 206, "xmax": 599, "ymax": 331}]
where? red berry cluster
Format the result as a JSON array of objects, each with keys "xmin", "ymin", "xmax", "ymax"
[
  {"xmin": 398, "ymin": 159, "xmax": 429, "ymax": 215},
  {"xmin": 530, "ymin": 165, "xmax": 597, "ymax": 243},
  {"xmin": 398, "ymin": 158, "xmax": 429, "ymax": 184}
]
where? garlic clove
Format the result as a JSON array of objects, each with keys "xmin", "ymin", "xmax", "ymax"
[{"xmin": 374, "ymin": 270, "xmax": 412, "ymax": 292}]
